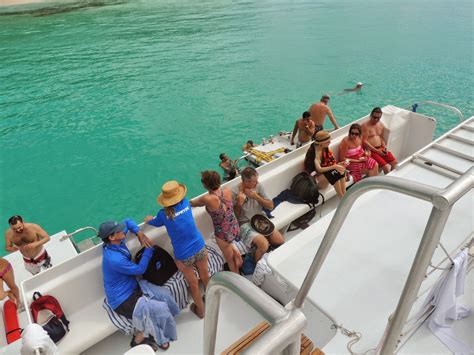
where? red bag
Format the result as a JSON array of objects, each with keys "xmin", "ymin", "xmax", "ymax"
[{"xmin": 30, "ymin": 292, "xmax": 69, "ymax": 343}]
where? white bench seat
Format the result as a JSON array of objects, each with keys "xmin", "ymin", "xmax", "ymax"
[
  {"xmin": 20, "ymin": 243, "xmax": 224, "ymax": 354},
  {"xmin": 270, "ymin": 176, "xmax": 353, "ymax": 231}
]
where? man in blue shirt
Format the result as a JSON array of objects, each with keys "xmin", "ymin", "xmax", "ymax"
[{"xmin": 100, "ymin": 218, "xmax": 173, "ymax": 350}]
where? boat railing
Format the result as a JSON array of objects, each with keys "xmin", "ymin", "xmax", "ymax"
[
  {"xmin": 203, "ymin": 272, "xmax": 307, "ymax": 355},
  {"xmin": 204, "ymin": 167, "xmax": 473, "ymax": 354},
  {"xmin": 293, "ymin": 167, "xmax": 473, "ymax": 354},
  {"xmin": 410, "ymin": 101, "xmax": 464, "ymax": 123},
  {"xmin": 59, "ymin": 226, "xmax": 99, "ymax": 252}
]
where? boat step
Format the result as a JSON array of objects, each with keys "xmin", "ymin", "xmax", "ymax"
[{"xmin": 221, "ymin": 321, "xmax": 322, "ymax": 355}]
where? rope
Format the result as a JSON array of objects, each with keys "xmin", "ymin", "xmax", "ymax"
[
  {"xmin": 248, "ymin": 147, "xmax": 286, "ymax": 163},
  {"xmin": 333, "ymin": 324, "xmax": 376, "ymax": 355}
]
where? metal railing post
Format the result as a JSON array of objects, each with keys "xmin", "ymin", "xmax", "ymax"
[
  {"xmin": 379, "ymin": 205, "xmax": 452, "ymax": 354},
  {"xmin": 294, "ymin": 176, "xmax": 440, "ymax": 308},
  {"xmin": 203, "ymin": 272, "xmax": 291, "ymax": 355},
  {"xmin": 203, "ymin": 168, "xmax": 472, "ymax": 355}
]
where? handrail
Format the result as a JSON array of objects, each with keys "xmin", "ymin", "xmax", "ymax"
[
  {"xmin": 410, "ymin": 101, "xmax": 464, "ymax": 123},
  {"xmin": 59, "ymin": 226, "xmax": 98, "ymax": 241},
  {"xmin": 294, "ymin": 167, "xmax": 473, "ymax": 354},
  {"xmin": 204, "ymin": 168, "xmax": 472, "ymax": 354},
  {"xmin": 203, "ymin": 272, "xmax": 306, "ymax": 355}
]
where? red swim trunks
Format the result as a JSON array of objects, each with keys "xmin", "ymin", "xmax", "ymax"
[{"xmin": 371, "ymin": 149, "xmax": 397, "ymax": 167}]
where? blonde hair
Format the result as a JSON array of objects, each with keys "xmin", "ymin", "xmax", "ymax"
[{"xmin": 165, "ymin": 206, "xmax": 175, "ymax": 220}]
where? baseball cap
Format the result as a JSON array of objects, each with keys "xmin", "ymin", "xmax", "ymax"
[{"xmin": 98, "ymin": 220, "xmax": 126, "ymax": 240}]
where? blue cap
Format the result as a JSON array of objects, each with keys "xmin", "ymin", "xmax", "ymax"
[{"xmin": 98, "ymin": 220, "xmax": 126, "ymax": 240}]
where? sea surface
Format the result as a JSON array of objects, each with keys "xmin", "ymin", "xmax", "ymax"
[{"xmin": 0, "ymin": 0, "xmax": 472, "ymax": 254}]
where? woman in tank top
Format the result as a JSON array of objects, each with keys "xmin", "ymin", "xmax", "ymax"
[{"xmin": 191, "ymin": 170, "xmax": 243, "ymax": 273}]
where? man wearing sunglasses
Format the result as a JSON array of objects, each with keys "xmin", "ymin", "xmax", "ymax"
[
  {"xmin": 361, "ymin": 107, "xmax": 398, "ymax": 174},
  {"xmin": 5, "ymin": 215, "xmax": 52, "ymax": 275}
]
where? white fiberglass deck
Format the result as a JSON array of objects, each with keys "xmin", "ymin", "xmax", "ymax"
[
  {"xmin": 268, "ymin": 118, "xmax": 474, "ymax": 353},
  {"xmin": 0, "ymin": 231, "xmax": 77, "ymax": 351}
]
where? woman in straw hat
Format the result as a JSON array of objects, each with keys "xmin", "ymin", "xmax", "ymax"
[
  {"xmin": 190, "ymin": 170, "xmax": 242, "ymax": 274},
  {"xmin": 304, "ymin": 131, "xmax": 347, "ymax": 197},
  {"xmin": 145, "ymin": 180, "xmax": 209, "ymax": 319}
]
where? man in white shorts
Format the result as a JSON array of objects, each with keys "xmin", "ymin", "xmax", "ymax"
[
  {"xmin": 5, "ymin": 215, "xmax": 52, "ymax": 275},
  {"xmin": 232, "ymin": 167, "xmax": 284, "ymax": 262}
]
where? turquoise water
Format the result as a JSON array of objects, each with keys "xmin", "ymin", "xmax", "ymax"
[{"xmin": 1, "ymin": 0, "xmax": 472, "ymax": 255}]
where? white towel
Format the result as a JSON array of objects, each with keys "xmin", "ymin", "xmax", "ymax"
[
  {"xmin": 20, "ymin": 323, "xmax": 57, "ymax": 355},
  {"xmin": 422, "ymin": 250, "xmax": 471, "ymax": 354}
]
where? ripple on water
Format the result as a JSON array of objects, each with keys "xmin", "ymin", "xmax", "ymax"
[{"xmin": 0, "ymin": 0, "xmax": 472, "ymax": 252}]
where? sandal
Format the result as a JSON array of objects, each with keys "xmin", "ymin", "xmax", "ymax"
[
  {"xmin": 130, "ymin": 337, "xmax": 159, "ymax": 352},
  {"xmin": 190, "ymin": 302, "xmax": 204, "ymax": 319},
  {"xmin": 158, "ymin": 342, "xmax": 170, "ymax": 351}
]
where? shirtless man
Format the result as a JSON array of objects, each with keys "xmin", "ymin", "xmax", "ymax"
[
  {"xmin": 242, "ymin": 140, "xmax": 255, "ymax": 152},
  {"xmin": 5, "ymin": 215, "xmax": 52, "ymax": 275},
  {"xmin": 308, "ymin": 95, "xmax": 340, "ymax": 134},
  {"xmin": 290, "ymin": 111, "xmax": 315, "ymax": 147},
  {"xmin": 361, "ymin": 107, "xmax": 398, "ymax": 174},
  {"xmin": 219, "ymin": 153, "xmax": 239, "ymax": 181}
]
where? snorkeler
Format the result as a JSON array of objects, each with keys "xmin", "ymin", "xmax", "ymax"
[{"xmin": 338, "ymin": 82, "xmax": 364, "ymax": 95}]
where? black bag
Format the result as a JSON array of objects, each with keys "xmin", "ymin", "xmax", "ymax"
[
  {"xmin": 42, "ymin": 314, "xmax": 67, "ymax": 343},
  {"xmin": 135, "ymin": 246, "xmax": 178, "ymax": 286},
  {"xmin": 290, "ymin": 172, "xmax": 325, "ymax": 208},
  {"xmin": 288, "ymin": 208, "xmax": 317, "ymax": 232}
]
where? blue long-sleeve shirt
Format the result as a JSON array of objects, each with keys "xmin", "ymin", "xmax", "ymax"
[
  {"xmin": 102, "ymin": 218, "xmax": 153, "ymax": 309},
  {"xmin": 146, "ymin": 199, "xmax": 205, "ymax": 261}
]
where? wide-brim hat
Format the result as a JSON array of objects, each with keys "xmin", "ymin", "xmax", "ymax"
[
  {"xmin": 315, "ymin": 130, "xmax": 331, "ymax": 144},
  {"xmin": 250, "ymin": 214, "xmax": 275, "ymax": 237},
  {"xmin": 157, "ymin": 180, "xmax": 187, "ymax": 207}
]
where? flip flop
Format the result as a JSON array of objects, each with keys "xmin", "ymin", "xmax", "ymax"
[
  {"xmin": 190, "ymin": 303, "xmax": 204, "ymax": 319},
  {"xmin": 130, "ymin": 337, "xmax": 159, "ymax": 352},
  {"xmin": 158, "ymin": 342, "xmax": 170, "ymax": 351}
]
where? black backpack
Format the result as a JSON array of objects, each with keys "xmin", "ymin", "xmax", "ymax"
[
  {"xmin": 290, "ymin": 172, "xmax": 325, "ymax": 208},
  {"xmin": 135, "ymin": 246, "xmax": 178, "ymax": 286}
]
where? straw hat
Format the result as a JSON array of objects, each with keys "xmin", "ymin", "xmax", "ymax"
[
  {"xmin": 157, "ymin": 181, "xmax": 187, "ymax": 207},
  {"xmin": 315, "ymin": 130, "xmax": 331, "ymax": 144}
]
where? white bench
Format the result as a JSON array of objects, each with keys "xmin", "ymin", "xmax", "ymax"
[
  {"xmin": 258, "ymin": 132, "xmax": 351, "ymax": 233},
  {"xmin": 21, "ymin": 246, "xmax": 112, "ymax": 354},
  {"xmin": 20, "ymin": 241, "xmax": 225, "ymax": 354}
]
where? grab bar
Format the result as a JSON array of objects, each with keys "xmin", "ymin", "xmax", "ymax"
[
  {"xmin": 410, "ymin": 101, "xmax": 464, "ymax": 123},
  {"xmin": 205, "ymin": 168, "xmax": 472, "ymax": 354},
  {"xmin": 60, "ymin": 226, "xmax": 98, "ymax": 241},
  {"xmin": 294, "ymin": 167, "xmax": 473, "ymax": 354},
  {"xmin": 203, "ymin": 272, "xmax": 306, "ymax": 355}
]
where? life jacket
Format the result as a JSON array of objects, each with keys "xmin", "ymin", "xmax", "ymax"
[
  {"xmin": 30, "ymin": 292, "xmax": 69, "ymax": 343},
  {"xmin": 321, "ymin": 147, "xmax": 337, "ymax": 167}
]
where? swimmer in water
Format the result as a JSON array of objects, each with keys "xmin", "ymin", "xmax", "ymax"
[{"xmin": 338, "ymin": 82, "xmax": 364, "ymax": 95}]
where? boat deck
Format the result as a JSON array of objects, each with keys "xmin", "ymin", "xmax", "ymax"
[{"xmin": 268, "ymin": 117, "xmax": 474, "ymax": 353}]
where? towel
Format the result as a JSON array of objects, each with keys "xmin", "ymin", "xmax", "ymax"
[
  {"xmin": 20, "ymin": 323, "xmax": 57, "ymax": 355},
  {"xmin": 422, "ymin": 250, "xmax": 471, "ymax": 354}
]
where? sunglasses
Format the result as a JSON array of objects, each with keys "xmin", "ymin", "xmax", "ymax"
[{"xmin": 350, "ymin": 131, "xmax": 360, "ymax": 136}]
